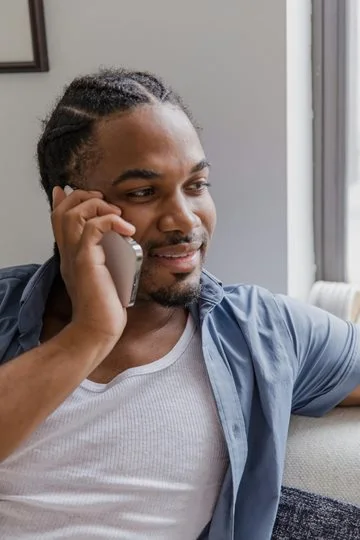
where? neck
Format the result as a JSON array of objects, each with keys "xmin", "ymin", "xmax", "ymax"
[
  {"xmin": 125, "ymin": 301, "xmax": 187, "ymax": 339},
  {"xmin": 45, "ymin": 274, "xmax": 187, "ymax": 337}
]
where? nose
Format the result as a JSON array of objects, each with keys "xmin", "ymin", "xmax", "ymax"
[{"xmin": 157, "ymin": 192, "xmax": 201, "ymax": 235}]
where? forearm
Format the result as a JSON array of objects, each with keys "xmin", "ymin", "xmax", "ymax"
[
  {"xmin": 338, "ymin": 385, "xmax": 360, "ymax": 406},
  {"xmin": 0, "ymin": 324, "xmax": 111, "ymax": 462}
]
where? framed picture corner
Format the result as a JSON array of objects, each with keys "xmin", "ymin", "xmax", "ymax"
[{"xmin": 0, "ymin": 0, "xmax": 49, "ymax": 74}]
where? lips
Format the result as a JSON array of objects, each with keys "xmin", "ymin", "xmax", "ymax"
[
  {"xmin": 149, "ymin": 242, "xmax": 202, "ymax": 273},
  {"xmin": 150, "ymin": 242, "xmax": 203, "ymax": 258},
  {"xmin": 155, "ymin": 252, "xmax": 195, "ymax": 259}
]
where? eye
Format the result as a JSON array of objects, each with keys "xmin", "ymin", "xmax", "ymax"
[
  {"xmin": 126, "ymin": 187, "xmax": 155, "ymax": 199},
  {"xmin": 187, "ymin": 180, "xmax": 211, "ymax": 193}
]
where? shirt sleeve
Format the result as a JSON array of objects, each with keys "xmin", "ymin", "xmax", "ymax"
[{"xmin": 274, "ymin": 294, "xmax": 360, "ymax": 416}]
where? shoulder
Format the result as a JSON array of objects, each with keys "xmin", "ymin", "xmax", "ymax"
[
  {"xmin": 220, "ymin": 282, "xmax": 353, "ymax": 355},
  {"xmin": 0, "ymin": 263, "xmax": 40, "ymax": 312},
  {"xmin": 221, "ymin": 282, "xmax": 283, "ymax": 319},
  {"xmin": 0, "ymin": 263, "xmax": 40, "ymax": 281},
  {"xmin": 210, "ymin": 282, "xmax": 292, "ymax": 350},
  {"xmin": 222, "ymin": 282, "xmax": 315, "ymax": 323},
  {"xmin": 218, "ymin": 283, "xmax": 313, "ymax": 352},
  {"xmin": 0, "ymin": 263, "xmax": 45, "ymax": 365}
]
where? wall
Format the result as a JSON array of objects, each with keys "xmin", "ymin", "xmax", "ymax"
[{"xmin": 0, "ymin": 0, "xmax": 312, "ymax": 295}]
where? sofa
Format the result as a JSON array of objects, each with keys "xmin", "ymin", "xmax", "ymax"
[{"xmin": 273, "ymin": 408, "xmax": 360, "ymax": 539}]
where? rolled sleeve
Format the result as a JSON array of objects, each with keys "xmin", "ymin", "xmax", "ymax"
[{"xmin": 275, "ymin": 295, "xmax": 360, "ymax": 416}]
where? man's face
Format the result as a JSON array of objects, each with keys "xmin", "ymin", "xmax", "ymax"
[{"xmin": 83, "ymin": 104, "xmax": 216, "ymax": 307}]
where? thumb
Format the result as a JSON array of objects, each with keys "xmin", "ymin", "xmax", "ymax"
[{"xmin": 52, "ymin": 186, "xmax": 66, "ymax": 210}]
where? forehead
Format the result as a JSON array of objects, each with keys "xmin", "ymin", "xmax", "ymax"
[{"xmin": 92, "ymin": 104, "xmax": 204, "ymax": 173}]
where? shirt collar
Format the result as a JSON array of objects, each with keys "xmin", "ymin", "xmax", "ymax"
[{"xmin": 18, "ymin": 256, "xmax": 58, "ymax": 341}]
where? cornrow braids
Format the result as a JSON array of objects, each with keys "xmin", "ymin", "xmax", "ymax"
[{"xmin": 37, "ymin": 67, "xmax": 195, "ymax": 205}]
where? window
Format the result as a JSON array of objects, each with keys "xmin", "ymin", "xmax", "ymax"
[
  {"xmin": 313, "ymin": 0, "xmax": 347, "ymax": 283},
  {"xmin": 313, "ymin": 0, "xmax": 360, "ymax": 285}
]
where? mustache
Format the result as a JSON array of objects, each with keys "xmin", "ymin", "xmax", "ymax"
[{"xmin": 144, "ymin": 233, "xmax": 208, "ymax": 252}]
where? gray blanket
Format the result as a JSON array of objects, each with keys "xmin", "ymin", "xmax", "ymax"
[{"xmin": 272, "ymin": 487, "xmax": 360, "ymax": 539}]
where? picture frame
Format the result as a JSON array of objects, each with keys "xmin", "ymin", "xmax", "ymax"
[{"xmin": 0, "ymin": 0, "xmax": 49, "ymax": 73}]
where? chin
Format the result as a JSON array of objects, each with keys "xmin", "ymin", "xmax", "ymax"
[
  {"xmin": 139, "ymin": 269, "xmax": 202, "ymax": 307},
  {"xmin": 149, "ymin": 281, "xmax": 202, "ymax": 307}
]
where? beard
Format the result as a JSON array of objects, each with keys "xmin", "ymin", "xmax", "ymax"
[{"xmin": 147, "ymin": 276, "xmax": 202, "ymax": 307}]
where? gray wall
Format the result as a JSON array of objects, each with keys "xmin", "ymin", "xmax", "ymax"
[{"xmin": 0, "ymin": 0, "xmax": 291, "ymax": 292}]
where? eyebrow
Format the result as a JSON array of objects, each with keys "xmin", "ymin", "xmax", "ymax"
[{"xmin": 111, "ymin": 159, "xmax": 211, "ymax": 186}]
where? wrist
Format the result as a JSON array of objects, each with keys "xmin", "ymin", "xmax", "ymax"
[{"xmin": 55, "ymin": 323, "xmax": 117, "ymax": 367}]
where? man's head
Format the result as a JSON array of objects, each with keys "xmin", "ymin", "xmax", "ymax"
[{"xmin": 37, "ymin": 68, "xmax": 216, "ymax": 307}]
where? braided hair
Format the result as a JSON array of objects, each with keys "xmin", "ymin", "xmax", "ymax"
[{"xmin": 37, "ymin": 68, "xmax": 195, "ymax": 206}]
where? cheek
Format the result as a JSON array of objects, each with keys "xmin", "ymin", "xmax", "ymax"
[
  {"xmin": 120, "ymin": 207, "xmax": 154, "ymax": 243},
  {"xmin": 200, "ymin": 197, "xmax": 217, "ymax": 236}
]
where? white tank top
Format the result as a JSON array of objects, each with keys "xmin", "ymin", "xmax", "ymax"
[{"xmin": 0, "ymin": 315, "xmax": 229, "ymax": 539}]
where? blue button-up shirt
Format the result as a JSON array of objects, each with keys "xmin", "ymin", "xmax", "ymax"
[{"xmin": 1, "ymin": 257, "xmax": 360, "ymax": 539}]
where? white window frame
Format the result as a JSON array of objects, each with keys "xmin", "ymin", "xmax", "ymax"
[{"xmin": 312, "ymin": 0, "xmax": 348, "ymax": 282}]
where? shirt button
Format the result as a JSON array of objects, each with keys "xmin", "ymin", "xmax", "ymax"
[{"xmin": 232, "ymin": 423, "xmax": 241, "ymax": 438}]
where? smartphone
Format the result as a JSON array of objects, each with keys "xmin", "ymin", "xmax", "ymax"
[{"xmin": 64, "ymin": 185, "xmax": 143, "ymax": 307}]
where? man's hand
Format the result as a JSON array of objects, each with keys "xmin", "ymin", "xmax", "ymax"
[{"xmin": 52, "ymin": 187, "xmax": 135, "ymax": 347}]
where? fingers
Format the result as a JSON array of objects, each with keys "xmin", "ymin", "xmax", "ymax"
[
  {"xmin": 78, "ymin": 214, "xmax": 134, "ymax": 256},
  {"xmin": 62, "ymin": 198, "xmax": 122, "ymax": 225},
  {"xmin": 52, "ymin": 186, "xmax": 66, "ymax": 209},
  {"xmin": 52, "ymin": 186, "xmax": 104, "ymax": 212},
  {"xmin": 51, "ymin": 187, "xmax": 135, "ymax": 252}
]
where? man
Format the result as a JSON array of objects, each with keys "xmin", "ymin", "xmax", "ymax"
[{"xmin": 0, "ymin": 68, "xmax": 359, "ymax": 540}]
